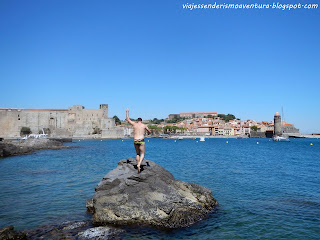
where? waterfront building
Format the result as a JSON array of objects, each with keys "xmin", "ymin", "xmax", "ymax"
[
  {"xmin": 223, "ymin": 127, "xmax": 234, "ymax": 136},
  {"xmin": 234, "ymin": 127, "xmax": 241, "ymax": 135},
  {"xmin": 240, "ymin": 125, "xmax": 251, "ymax": 136},
  {"xmin": 281, "ymin": 122, "xmax": 300, "ymax": 134}
]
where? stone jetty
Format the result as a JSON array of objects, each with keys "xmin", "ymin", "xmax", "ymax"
[{"xmin": 87, "ymin": 158, "xmax": 218, "ymax": 228}]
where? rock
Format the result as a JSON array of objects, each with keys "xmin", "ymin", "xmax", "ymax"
[
  {"xmin": 18, "ymin": 138, "xmax": 63, "ymax": 149},
  {"xmin": 0, "ymin": 138, "xmax": 69, "ymax": 157},
  {"xmin": 24, "ymin": 220, "xmax": 90, "ymax": 239},
  {"xmin": 62, "ymin": 221, "xmax": 88, "ymax": 230},
  {"xmin": 0, "ymin": 226, "xmax": 27, "ymax": 240},
  {"xmin": 23, "ymin": 220, "xmax": 124, "ymax": 240},
  {"xmin": 86, "ymin": 199, "xmax": 94, "ymax": 214},
  {"xmin": 77, "ymin": 227, "xmax": 125, "ymax": 240},
  {"xmin": 90, "ymin": 158, "xmax": 218, "ymax": 228}
]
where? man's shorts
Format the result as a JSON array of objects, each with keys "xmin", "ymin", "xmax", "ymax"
[{"xmin": 134, "ymin": 139, "xmax": 145, "ymax": 145}]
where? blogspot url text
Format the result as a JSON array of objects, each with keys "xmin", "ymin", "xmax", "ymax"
[{"xmin": 182, "ymin": 2, "xmax": 318, "ymax": 10}]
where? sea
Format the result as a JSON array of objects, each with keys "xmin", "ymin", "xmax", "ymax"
[{"xmin": 0, "ymin": 138, "xmax": 319, "ymax": 239}]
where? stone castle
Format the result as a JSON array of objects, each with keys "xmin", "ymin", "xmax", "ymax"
[{"xmin": 0, "ymin": 104, "xmax": 124, "ymax": 138}]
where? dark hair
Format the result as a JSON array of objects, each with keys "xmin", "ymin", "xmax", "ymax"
[{"xmin": 137, "ymin": 118, "xmax": 142, "ymax": 122}]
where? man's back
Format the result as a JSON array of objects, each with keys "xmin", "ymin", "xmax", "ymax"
[{"xmin": 133, "ymin": 122, "xmax": 147, "ymax": 140}]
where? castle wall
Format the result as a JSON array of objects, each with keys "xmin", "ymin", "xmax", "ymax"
[
  {"xmin": 0, "ymin": 109, "xmax": 23, "ymax": 137},
  {"xmin": 0, "ymin": 104, "xmax": 121, "ymax": 138},
  {"xmin": 23, "ymin": 110, "xmax": 69, "ymax": 136},
  {"xmin": 102, "ymin": 127, "xmax": 124, "ymax": 139},
  {"xmin": 281, "ymin": 125, "xmax": 300, "ymax": 134}
]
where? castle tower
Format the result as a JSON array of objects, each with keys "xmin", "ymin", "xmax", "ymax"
[
  {"xmin": 100, "ymin": 104, "xmax": 108, "ymax": 118},
  {"xmin": 274, "ymin": 112, "xmax": 281, "ymax": 136}
]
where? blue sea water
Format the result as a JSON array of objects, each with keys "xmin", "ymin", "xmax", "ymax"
[{"xmin": 0, "ymin": 138, "xmax": 319, "ymax": 239}]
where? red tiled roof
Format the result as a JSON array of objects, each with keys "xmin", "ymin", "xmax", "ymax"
[{"xmin": 281, "ymin": 122, "xmax": 293, "ymax": 126}]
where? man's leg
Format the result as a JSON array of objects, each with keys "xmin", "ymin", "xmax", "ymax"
[
  {"xmin": 137, "ymin": 143, "xmax": 145, "ymax": 172},
  {"xmin": 134, "ymin": 144, "xmax": 140, "ymax": 172}
]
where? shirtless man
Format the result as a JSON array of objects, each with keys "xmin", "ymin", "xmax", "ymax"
[{"xmin": 126, "ymin": 108, "xmax": 151, "ymax": 173}]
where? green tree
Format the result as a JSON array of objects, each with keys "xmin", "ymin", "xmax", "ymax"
[
  {"xmin": 164, "ymin": 126, "xmax": 172, "ymax": 134},
  {"xmin": 178, "ymin": 127, "xmax": 186, "ymax": 132},
  {"xmin": 251, "ymin": 126, "xmax": 258, "ymax": 131},
  {"xmin": 167, "ymin": 117, "xmax": 186, "ymax": 123},
  {"xmin": 218, "ymin": 114, "xmax": 236, "ymax": 122},
  {"xmin": 20, "ymin": 127, "xmax": 31, "ymax": 135},
  {"xmin": 113, "ymin": 115, "xmax": 121, "ymax": 125},
  {"xmin": 148, "ymin": 124, "xmax": 163, "ymax": 135},
  {"xmin": 148, "ymin": 124, "xmax": 162, "ymax": 130},
  {"xmin": 150, "ymin": 118, "xmax": 164, "ymax": 124}
]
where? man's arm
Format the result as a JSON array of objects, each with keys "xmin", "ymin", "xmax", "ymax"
[
  {"xmin": 146, "ymin": 126, "xmax": 151, "ymax": 135},
  {"xmin": 126, "ymin": 108, "xmax": 135, "ymax": 126}
]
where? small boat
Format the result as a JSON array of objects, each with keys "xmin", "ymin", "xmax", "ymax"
[
  {"xmin": 200, "ymin": 137, "xmax": 205, "ymax": 142},
  {"xmin": 22, "ymin": 129, "xmax": 48, "ymax": 140},
  {"xmin": 273, "ymin": 136, "xmax": 290, "ymax": 142},
  {"xmin": 178, "ymin": 137, "xmax": 183, "ymax": 140}
]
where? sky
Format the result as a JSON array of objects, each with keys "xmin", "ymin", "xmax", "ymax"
[{"xmin": 0, "ymin": 0, "xmax": 319, "ymax": 133}]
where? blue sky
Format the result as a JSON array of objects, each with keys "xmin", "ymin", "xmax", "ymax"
[{"xmin": 0, "ymin": 0, "xmax": 319, "ymax": 133}]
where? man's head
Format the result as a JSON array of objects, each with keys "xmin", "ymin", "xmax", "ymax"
[{"xmin": 137, "ymin": 118, "xmax": 142, "ymax": 122}]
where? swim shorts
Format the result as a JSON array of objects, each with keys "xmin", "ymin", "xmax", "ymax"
[{"xmin": 134, "ymin": 139, "xmax": 145, "ymax": 145}]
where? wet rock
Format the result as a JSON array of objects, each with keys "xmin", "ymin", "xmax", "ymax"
[
  {"xmin": 23, "ymin": 220, "xmax": 124, "ymax": 240},
  {"xmin": 86, "ymin": 199, "xmax": 94, "ymax": 214},
  {"xmin": 24, "ymin": 220, "xmax": 90, "ymax": 239},
  {"xmin": 77, "ymin": 227, "xmax": 125, "ymax": 240},
  {"xmin": 0, "ymin": 226, "xmax": 27, "ymax": 240},
  {"xmin": 90, "ymin": 158, "xmax": 218, "ymax": 228}
]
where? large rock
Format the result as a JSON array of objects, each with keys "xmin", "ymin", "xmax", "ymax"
[{"xmin": 90, "ymin": 158, "xmax": 218, "ymax": 228}]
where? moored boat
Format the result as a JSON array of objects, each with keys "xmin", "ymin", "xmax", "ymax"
[{"xmin": 273, "ymin": 136, "xmax": 290, "ymax": 142}]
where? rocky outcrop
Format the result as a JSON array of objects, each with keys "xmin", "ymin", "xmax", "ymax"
[
  {"xmin": 0, "ymin": 226, "xmax": 27, "ymax": 240},
  {"xmin": 0, "ymin": 138, "xmax": 70, "ymax": 157},
  {"xmin": 89, "ymin": 158, "xmax": 218, "ymax": 228},
  {"xmin": 22, "ymin": 220, "xmax": 124, "ymax": 240}
]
